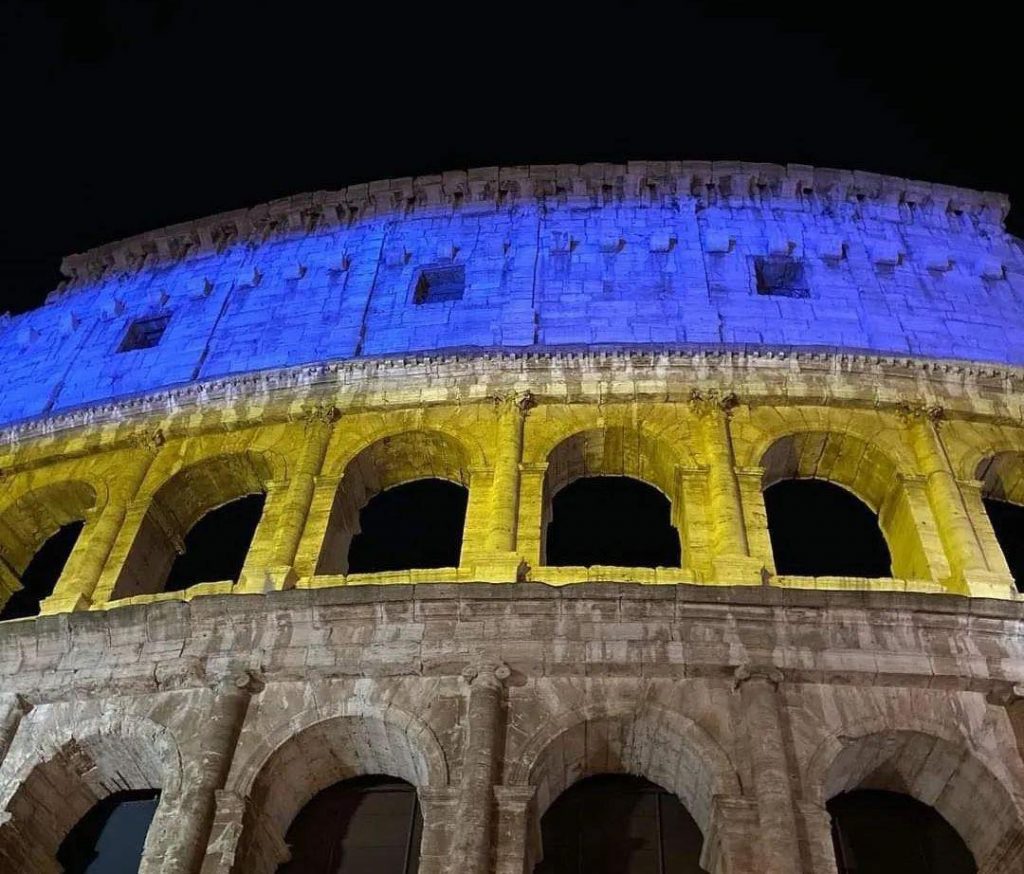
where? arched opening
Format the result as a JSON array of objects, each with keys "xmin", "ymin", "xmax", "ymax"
[
  {"xmin": 535, "ymin": 774, "xmax": 706, "ymax": 874},
  {"xmin": 0, "ymin": 521, "xmax": 83, "ymax": 620},
  {"xmin": 545, "ymin": 476, "xmax": 681, "ymax": 568},
  {"xmin": 764, "ymin": 479, "xmax": 892, "ymax": 577},
  {"xmin": 316, "ymin": 431, "xmax": 471, "ymax": 576},
  {"xmin": 976, "ymin": 453, "xmax": 1024, "ymax": 591},
  {"xmin": 164, "ymin": 494, "xmax": 266, "ymax": 591},
  {"xmin": 114, "ymin": 452, "xmax": 271, "ymax": 598},
  {"xmin": 829, "ymin": 789, "xmax": 975, "ymax": 874},
  {"xmin": 0, "ymin": 480, "xmax": 96, "ymax": 617},
  {"xmin": 277, "ymin": 776, "xmax": 421, "ymax": 874},
  {"xmin": 57, "ymin": 789, "xmax": 160, "ymax": 874},
  {"xmin": 346, "ymin": 480, "xmax": 467, "ymax": 574}
]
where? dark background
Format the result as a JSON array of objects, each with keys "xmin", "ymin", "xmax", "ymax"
[{"xmin": 1, "ymin": 1, "xmax": 1020, "ymax": 316}]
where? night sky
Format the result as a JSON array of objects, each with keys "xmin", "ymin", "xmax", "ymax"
[{"xmin": 2, "ymin": 1, "xmax": 1020, "ymax": 316}]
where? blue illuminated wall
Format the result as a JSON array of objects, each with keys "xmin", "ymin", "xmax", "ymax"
[{"xmin": 0, "ymin": 163, "xmax": 1021, "ymax": 428}]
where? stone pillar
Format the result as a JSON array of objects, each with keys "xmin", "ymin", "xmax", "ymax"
[
  {"xmin": 143, "ymin": 675, "xmax": 260, "ymax": 874},
  {"xmin": 734, "ymin": 466, "xmax": 774, "ymax": 574},
  {"xmin": 515, "ymin": 463, "xmax": 549, "ymax": 569},
  {"xmin": 493, "ymin": 785, "xmax": 538, "ymax": 874},
  {"xmin": 41, "ymin": 445, "xmax": 157, "ymax": 612},
  {"xmin": 0, "ymin": 693, "xmax": 31, "ymax": 769},
  {"xmin": 902, "ymin": 405, "xmax": 1013, "ymax": 597},
  {"xmin": 734, "ymin": 666, "xmax": 802, "ymax": 874},
  {"xmin": 691, "ymin": 391, "xmax": 762, "ymax": 584},
  {"xmin": 488, "ymin": 393, "xmax": 534, "ymax": 554},
  {"xmin": 797, "ymin": 800, "xmax": 840, "ymax": 874},
  {"xmin": 200, "ymin": 789, "xmax": 288, "ymax": 874},
  {"xmin": 700, "ymin": 796, "xmax": 761, "ymax": 874},
  {"xmin": 449, "ymin": 662, "xmax": 511, "ymax": 874},
  {"xmin": 417, "ymin": 787, "xmax": 459, "ymax": 874},
  {"xmin": 291, "ymin": 474, "xmax": 343, "ymax": 578},
  {"xmin": 237, "ymin": 413, "xmax": 334, "ymax": 592}
]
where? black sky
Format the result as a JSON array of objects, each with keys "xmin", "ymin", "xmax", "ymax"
[{"xmin": 2, "ymin": 1, "xmax": 1020, "ymax": 315}]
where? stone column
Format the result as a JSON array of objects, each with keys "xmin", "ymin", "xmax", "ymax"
[
  {"xmin": 493, "ymin": 785, "xmax": 538, "ymax": 874},
  {"xmin": 515, "ymin": 463, "xmax": 549, "ymax": 569},
  {"xmin": 797, "ymin": 800, "xmax": 840, "ymax": 874},
  {"xmin": 417, "ymin": 787, "xmax": 459, "ymax": 874},
  {"xmin": 700, "ymin": 796, "xmax": 761, "ymax": 874},
  {"xmin": 237, "ymin": 412, "xmax": 334, "ymax": 592},
  {"xmin": 488, "ymin": 393, "xmax": 534, "ymax": 554},
  {"xmin": 143, "ymin": 674, "xmax": 261, "ymax": 874},
  {"xmin": 902, "ymin": 404, "xmax": 1013, "ymax": 597},
  {"xmin": 0, "ymin": 694, "xmax": 31, "ymax": 769},
  {"xmin": 691, "ymin": 391, "xmax": 762, "ymax": 583},
  {"xmin": 449, "ymin": 662, "xmax": 511, "ymax": 874},
  {"xmin": 735, "ymin": 666, "xmax": 802, "ymax": 874},
  {"xmin": 41, "ymin": 443, "xmax": 158, "ymax": 612}
]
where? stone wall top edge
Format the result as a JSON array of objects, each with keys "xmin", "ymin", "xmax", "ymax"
[
  {"xmin": 2, "ymin": 344, "xmax": 1023, "ymax": 447},
  {"xmin": 51, "ymin": 159, "xmax": 1012, "ymax": 293}
]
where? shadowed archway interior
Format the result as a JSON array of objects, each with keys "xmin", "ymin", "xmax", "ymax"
[
  {"xmin": 764, "ymin": 479, "xmax": 892, "ymax": 577},
  {"xmin": 545, "ymin": 477, "xmax": 682, "ymax": 568},
  {"xmin": 346, "ymin": 479, "xmax": 468, "ymax": 574},
  {"xmin": 277, "ymin": 775, "xmax": 421, "ymax": 874},
  {"xmin": 829, "ymin": 789, "xmax": 976, "ymax": 874},
  {"xmin": 0, "ymin": 521, "xmax": 83, "ymax": 620},
  {"xmin": 535, "ymin": 774, "xmax": 706, "ymax": 874}
]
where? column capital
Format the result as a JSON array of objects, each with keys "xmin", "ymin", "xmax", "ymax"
[
  {"xmin": 492, "ymin": 390, "xmax": 537, "ymax": 415},
  {"xmin": 299, "ymin": 402, "xmax": 341, "ymax": 426},
  {"xmin": 733, "ymin": 663, "xmax": 784, "ymax": 690},
  {"xmin": 689, "ymin": 388, "xmax": 741, "ymax": 418},
  {"xmin": 895, "ymin": 400, "xmax": 945, "ymax": 427},
  {"xmin": 125, "ymin": 427, "xmax": 166, "ymax": 454},
  {"xmin": 462, "ymin": 661, "xmax": 511, "ymax": 690}
]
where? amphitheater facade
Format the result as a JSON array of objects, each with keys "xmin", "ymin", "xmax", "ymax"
[{"xmin": 2, "ymin": 161, "xmax": 1024, "ymax": 872}]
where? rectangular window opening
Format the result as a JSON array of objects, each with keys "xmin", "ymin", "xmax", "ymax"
[
  {"xmin": 118, "ymin": 314, "xmax": 170, "ymax": 352},
  {"xmin": 754, "ymin": 256, "xmax": 810, "ymax": 298},
  {"xmin": 413, "ymin": 265, "xmax": 465, "ymax": 304}
]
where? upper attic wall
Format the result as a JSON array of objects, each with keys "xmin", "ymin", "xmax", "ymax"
[{"xmin": 0, "ymin": 161, "xmax": 1021, "ymax": 429}]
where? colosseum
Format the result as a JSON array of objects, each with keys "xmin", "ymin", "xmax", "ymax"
[{"xmin": 1, "ymin": 161, "xmax": 1023, "ymax": 873}]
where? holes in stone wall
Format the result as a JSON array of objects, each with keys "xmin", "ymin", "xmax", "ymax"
[
  {"xmin": 535, "ymin": 775, "xmax": 706, "ymax": 874},
  {"xmin": 57, "ymin": 789, "xmax": 160, "ymax": 874},
  {"xmin": 118, "ymin": 314, "xmax": 170, "ymax": 352},
  {"xmin": 828, "ymin": 790, "xmax": 976, "ymax": 874},
  {"xmin": 545, "ymin": 476, "xmax": 682, "ymax": 568},
  {"xmin": 278, "ymin": 776, "xmax": 422, "ymax": 874},
  {"xmin": 0, "ymin": 521, "xmax": 83, "ymax": 620},
  {"xmin": 345, "ymin": 479, "xmax": 468, "ymax": 574},
  {"xmin": 764, "ymin": 479, "xmax": 892, "ymax": 577},
  {"xmin": 753, "ymin": 256, "xmax": 809, "ymax": 297},
  {"xmin": 163, "ymin": 493, "xmax": 266, "ymax": 591},
  {"xmin": 413, "ymin": 265, "xmax": 465, "ymax": 304}
]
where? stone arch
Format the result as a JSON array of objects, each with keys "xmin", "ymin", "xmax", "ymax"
[
  {"xmin": 316, "ymin": 429, "xmax": 473, "ymax": 574},
  {"xmin": 507, "ymin": 700, "xmax": 741, "ymax": 837},
  {"xmin": 759, "ymin": 430, "xmax": 930, "ymax": 579},
  {"xmin": 976, "ymin": 451, "xmax": 1024, "ymax": 505},
  {"xmin": 538, "ymin": 427, "xmax": 683, "ymax": 565},
  {"xmin": 113, "ymin": 450, "xmax": 276, "ymax": 598},
  {"xmin": 0, "ymin": 480, "xmax": 99, "ymax": 610},
  {"xmin": 226, "ymin": 701, "xmax": 448, "ymax": 874},
  {"xmin": 805, "ymin": 719, "xmax": 1024, "ymax": 870},
  {"xmin": 0, "ymin": 712, "xmax": 183, "ymax": 873}
]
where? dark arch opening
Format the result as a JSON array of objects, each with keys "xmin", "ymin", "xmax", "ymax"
[
  {"xmin": 278, "ymin": 775, "xmax": 422, "ymax": 874},
  {"xmin": 829, "ymin": 789, "xmax": 976, "ymax": 874},
  {"xmin": 346, "ymin": 479, "xmax": 468, "ymax": 574},
  {"xmin": 0, "ymin": 520, "xmax": 84, "ymax": 621},
  {"xmin": 545, "ymin": 476, "xmax": 681, "ymax": 568},
  {"xmin": 535, "ymin": 774, "xmax": 706, "ymax": 874},
  {"xmin": 982, "ymin": 497, "xmax": 1024, "ymax": 592},
  {"xmin": 164, "ymin": 493, "xmax": 266, "ymax": 591},
  {"xmin": 764, "ymin": 479, "xmax": 892, "ymax": 577},
  {"xmin": 57, "ymin": 788, "xmax": 160, "ymax": 874}
]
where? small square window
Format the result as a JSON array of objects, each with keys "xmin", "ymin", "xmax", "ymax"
[
  {"xmin": 413, "ymin": 265, "xmax": 465, "ymax": 304},
  {"xmin": 754, "ymin": 256, "xmax": 809, "ymax": 298},
  {"xmin": 118, "ymin": 315, "xmax": 170, "ymax": 352}
]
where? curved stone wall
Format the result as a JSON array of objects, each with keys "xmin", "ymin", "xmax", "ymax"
[{"xmin": 0, "ymin": 162, "xmax": 1020, "ymax": 428}]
